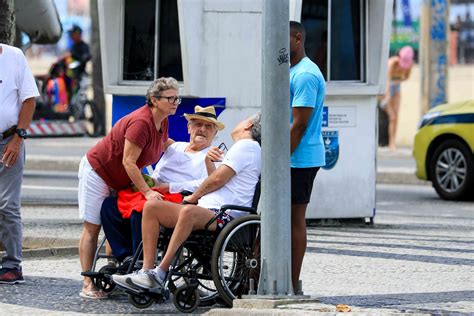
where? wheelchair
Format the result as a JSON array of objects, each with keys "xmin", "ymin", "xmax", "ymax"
[{"xmin": 84, "ymin": 183, "xmax": 261, "ymax": 313}]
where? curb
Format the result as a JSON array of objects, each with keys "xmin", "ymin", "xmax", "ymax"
[
  {"xmin": 25, "ymin": 155, "xmax": 80, "ymax": 172},
  {"xmin": 22, "ymin": 246, "xmax": 79, "ymax": 258},
  {"xmin": 377, "ymin": 171, "xmax": 430, "ymax": 186}
]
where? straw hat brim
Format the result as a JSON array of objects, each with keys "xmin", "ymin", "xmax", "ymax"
[{"xmin": 184, "ymin": 113, "xmax": 225, "ymax": 131}]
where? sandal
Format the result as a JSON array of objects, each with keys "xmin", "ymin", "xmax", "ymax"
[{"xmin": 79, "ymin": 289, "xmax": 108, "ymax": 299}]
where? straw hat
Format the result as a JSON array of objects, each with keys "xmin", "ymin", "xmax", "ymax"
[{"xmin": 184, "ymin": 106, "xmax": 225, "ymax": 130}]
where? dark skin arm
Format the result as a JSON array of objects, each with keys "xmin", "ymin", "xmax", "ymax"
[
  {"xmin": 2, "ymin": 98, "xmax": 36, "ymax": 167},
  {"xmin": 290, "ymin": 107, "xmax": 314, "ymax": 154}
]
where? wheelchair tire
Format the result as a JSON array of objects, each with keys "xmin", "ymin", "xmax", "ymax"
[
  {"xmin": 211, "ymin": 215, "xmax": 261, "ymax": 307},
  {"xmin": 128, "ymin": 293, "xmax": 154, "ymax": 309},
  {"xmin": 173, "ymin": 285, "xmax": 201, "ymax": 313},
  {"xmin": 95, "ymin": 265, "xmax": 116, "ymax": 293}
]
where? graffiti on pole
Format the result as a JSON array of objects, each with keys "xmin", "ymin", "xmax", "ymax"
[
  {"xmin": 429, "ymin": 0, "xmax": 447, "ymax": 107},
  {"xmin": 432, "ymin": 54, "xmax": 447, "ymax": 107}
]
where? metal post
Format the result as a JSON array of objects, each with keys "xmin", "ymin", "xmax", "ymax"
[
  {"xmin": 420, "ymin": 0, "xmax": 449, "ymax": 113},
  {"xmin": 258, "ymin": 0, "xmax": 292, "ymax": 296}
]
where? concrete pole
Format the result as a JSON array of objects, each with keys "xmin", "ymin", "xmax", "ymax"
[
  {"xmin": 258, "ymin": 0, "xmax": 292, "ymax": 296},
  {"xmin": 420, "ymin": 0, "xmax": 449, "ymax": 114}
]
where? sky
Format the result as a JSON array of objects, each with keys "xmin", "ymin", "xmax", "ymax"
[{"xmin": 395, "ymin": 0, "xmax": 474, "ymax": 22}]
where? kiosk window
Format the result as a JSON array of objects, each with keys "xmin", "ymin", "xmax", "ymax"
[
  {"xmin": 123, "ymin": 0, "xmax": 183, "ymax": 82},
  {"xmin": 302, "ymin": 0, "xmax": 366, "ymax": 82}
]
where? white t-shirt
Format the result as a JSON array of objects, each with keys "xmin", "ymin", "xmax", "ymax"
[
  {"xmin": 152, "ymin": 142, "xmax": 210, "ymax": 193},
  {"xmin": 198, "ymin": 139, "xmax": 261, "ymax": 218},
  {"xmin": 0, "ymin": 44, "xmax": 40, "ymax": 132}
]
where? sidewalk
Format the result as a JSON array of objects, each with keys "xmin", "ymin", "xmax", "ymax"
[
  {"xmin": 2, "ymin": 194, "xmax": 473, "ymax": 315},
  {"xmin": 24, "ymin": 137, "xmax": 426, "ymax": 185}
]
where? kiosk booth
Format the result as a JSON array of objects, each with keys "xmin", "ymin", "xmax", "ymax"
[{"xmin": 98, "ymin": 0, "xmax": 392, "ymax": 221}]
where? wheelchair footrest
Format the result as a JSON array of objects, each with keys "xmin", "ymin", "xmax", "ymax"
[{"xmin": 81, "ymin": 271, "xmax": 102, "ymax": 278}]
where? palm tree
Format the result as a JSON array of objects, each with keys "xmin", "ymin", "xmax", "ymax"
[{"xmin": 0, "ymin": 0, "xmax": 15, "ymax": 45}]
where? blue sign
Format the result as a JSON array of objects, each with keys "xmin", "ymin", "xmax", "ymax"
[
  {"xmin": 112, "ymin": 95, "xmax": 226, "ymax": 142},
  {"xmin": 322, "ymin": 130, "xmax": 339, "ymax": 170},
  {"xmin": 401, "ymin": 0, "xmax": 412, "ymax": 27},
  {"xmin": 322, "ymin": 106, "xmax": 328, "ymax": 127}
]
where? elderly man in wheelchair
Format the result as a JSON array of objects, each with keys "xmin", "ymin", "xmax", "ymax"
[
  {"xmin": 112, "ymin": 113, "xmax": 262, "ymax": 312},
  {"xmin": 102, "ymin": 105, "xmax": 225, "ymax": 260},
  {"xmin": 82, "ymin": 106, "xmax": 225, "ymax": 291}
]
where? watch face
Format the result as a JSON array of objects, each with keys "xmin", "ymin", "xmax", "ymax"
[{"xmin": 16, "ymin": 129, "xmax": 27, "ymax": 138}]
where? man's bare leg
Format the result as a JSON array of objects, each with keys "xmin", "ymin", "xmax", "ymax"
[
  {"xmin": 291, "ymin": 203, "xmax": 308, "ymax": 292},
  {"xmin": 141, "ymin": 200, "xmax": 183, "ymax": 269},
  {"xmin": 159, "ymin": 205, "xmax": 216, "ymax": 271}
]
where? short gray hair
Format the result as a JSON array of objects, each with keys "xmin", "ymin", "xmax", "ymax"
[
  {"xmin": 146, "ymin": 77, "xmax": 179, "ymax": 105},
  {"xmin": 250, "ymin": 112, "xmax": 262, "ymax": 144}
]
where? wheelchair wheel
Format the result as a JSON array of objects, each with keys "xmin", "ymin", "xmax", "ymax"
[
  {"xmin": 95, "ymin": 265, "xmax": 116, "ymax": 293},
  {"xmin": 211, "ymin": 215, "xmax": 261, "ymax": 307},
  {"xmin": 168, "ymin": 244, "xmax": 218, "ymax": 306},
  {"xmin": 173, "ymin": 285, "xmax": 201, "ymax": 313},
  {"xmin": 128, "ymin": 293, "xmax": 154, "ymax": 309}
]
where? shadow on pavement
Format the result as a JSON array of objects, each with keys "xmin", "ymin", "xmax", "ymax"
[{"xmin": 0, "ymin": 276, "xmax": 208, "ymax": 314}]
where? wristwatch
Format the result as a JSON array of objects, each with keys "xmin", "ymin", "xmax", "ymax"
[{"xmin": 15, "ymin": 128, "xmax": 28, "ymax": 139}]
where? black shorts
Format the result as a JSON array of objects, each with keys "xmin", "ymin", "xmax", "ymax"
[{"xmin": 291, "ymin": 167, "xmax": 320, "ymax": 205}]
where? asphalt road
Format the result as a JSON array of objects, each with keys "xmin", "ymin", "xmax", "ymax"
[{"xmin": 22, "ymin": 170, "xmax": 78, "ymax": 205}]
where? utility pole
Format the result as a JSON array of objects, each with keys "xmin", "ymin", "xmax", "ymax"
[
  {"xmin": 420, "ymin": 0, "xmax": 450, "ymax": 113},
  {"xmin": 258, "ymin": 0, "xmax": 292, "ymax": 296},
  {"xmin": 0, "ymin": 0, "xmax": 15, "ymax": 45}
]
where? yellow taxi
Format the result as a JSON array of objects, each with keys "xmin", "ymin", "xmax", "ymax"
[{"xmin": 413, "ymin": 100, "xmax": 474, "ymax": 200}]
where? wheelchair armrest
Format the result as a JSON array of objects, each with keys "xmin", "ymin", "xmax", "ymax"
[
  {"xmin": 204, "ymin": 204, "xmax": 257, "ymax": 231},
  {"xmin": 220, "ymin": 204, "xmax": 257, "ymax": 215}
]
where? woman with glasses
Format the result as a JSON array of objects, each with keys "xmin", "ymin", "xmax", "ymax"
[{"xmin": 77, "ymin": 77, "xmax": 180, "ymax": 299}]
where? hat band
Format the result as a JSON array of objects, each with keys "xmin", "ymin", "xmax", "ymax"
[{"xmin": 194, "ymin": 112, "xmax": 217, "ymax": 119}]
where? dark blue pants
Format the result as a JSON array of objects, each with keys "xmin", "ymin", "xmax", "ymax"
[{"xmin": 100, "ymin": 197, "xmax": 142, "ymax": 262}]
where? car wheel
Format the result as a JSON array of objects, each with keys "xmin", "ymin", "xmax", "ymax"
[{"xmin": 430, "ymin": 139, "xmax": 473, "ymax": 200}]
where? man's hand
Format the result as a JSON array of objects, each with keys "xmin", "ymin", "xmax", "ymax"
[
  {"xmin": 183, "ymin": 194, "xmax": 198, "ymax": 205},
  {"xmin": 1, "ymin": 136, "xmax": 22, "ymax": 167},
  {"xmin": 205, "ymin": 146, "xmax": 225, "ymax": 163}
]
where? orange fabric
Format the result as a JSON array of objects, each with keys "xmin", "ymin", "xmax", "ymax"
[{"xmin": 117, "ymin": 187, "xmax": 183, "ymax": 219}]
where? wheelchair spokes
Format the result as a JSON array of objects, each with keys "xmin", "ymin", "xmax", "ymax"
[{"xmin": 212, "ymin": 215, "xmax": 261, "ymax": 306}]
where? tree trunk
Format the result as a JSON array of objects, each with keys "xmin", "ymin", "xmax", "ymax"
[
  {"xmin": 90, "ymin": 0, "xmax": 106, "ymax": 135},
  {"xmin": 0, "ymin": 0, "xmax": 15, "ymax": 45}
]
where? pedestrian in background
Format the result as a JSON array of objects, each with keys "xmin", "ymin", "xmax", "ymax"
[
  {"xmin": 288, "ymin": 21, "xmax": 326, "ymax": 293},
  {"xmin": 381, "ymin": 45, "xmax": 414, "ymax": 151},
  {"xmin": 67, "ymin": 25, "xmax": 91, "ymax": 80},
  {"xmin": 78, "ymin": 77, "xmax": 179, "ymax": 299},
  {"xmin": 0, "ymin": 43, "xmax": 39, "ymax": 284}
]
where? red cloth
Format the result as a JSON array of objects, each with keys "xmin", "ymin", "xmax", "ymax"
[
  {"xmin": 87, "ymin": 105, "xmax": 169, "ymax": 190},
  {"xmin": 117, "ymin": 188, "xmax": 183, "ymax": 219}
]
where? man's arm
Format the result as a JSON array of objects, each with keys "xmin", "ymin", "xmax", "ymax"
[
  {"xmin": 1, "ymin": 98, "xmax": 36, "ymax": 167},
  {"xmin": 184, "ymin": 164, "xmax": 236, "ymax": 204},
  {"xmin": 123, "ymin": 139, "xmax": 162, "ymax": 200},
  {"xmin": 290, "ymin": 107, "xmax": 313, "ymax": 154}
]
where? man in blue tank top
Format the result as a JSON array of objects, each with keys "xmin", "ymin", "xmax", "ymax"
[{"xmin": 289, "ymin": 21, "xmax": 326, "ymax": 293}]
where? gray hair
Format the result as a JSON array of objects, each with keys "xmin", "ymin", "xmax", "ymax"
[
  {"xmin": 250, "ymin": 112, "xmax": 262, "ymax": 145},
  {"xmin": 146, "ymin": 77, "xmax": 179, "ymax": 105}
]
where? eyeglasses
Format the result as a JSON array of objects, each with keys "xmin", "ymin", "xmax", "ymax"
[{"xmin": 156, "ymin": 95, "xmax": 182, "ymax": 105}]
